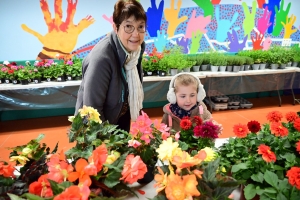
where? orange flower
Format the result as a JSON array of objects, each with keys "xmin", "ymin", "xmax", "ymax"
[
  {"xmin": 233, "ymin": 124, "xmax": 249, "ymax": 138},
  {"xmin": 68, "ymin": 158, "xmax": 97, "ymax": 186},
  {"xmin": 47, "ymin": 154, "xmax": 74, "ymax": 183},
  {"xmin": 154, "ymin": 167, "xmax": 168, "ymax": 193},
  {"xmin": 286, "ymin": 167, "xmax": 300, "ymax": 190},
  {"xmin": 29, "ymin": 174, "xmax": 53, "ymax": 198},
  {"xmin": 120, "ymin": 154, "xmax": 147, "ymax": 184},
  {"xmin": 296, "ymin": 140, "xmax": 300, "ymax": 153},
  {"xmin": 266, "ymin": 111, "xmax": 283, "ymax": 122},
  {"xmin": 172, "ymin": 151, "xmax": 202, "ymax": 169},
  {"xmin": 165, "ymin": 174, "xmax": 200, "ymax": 200},
  {"xmin": 53, "ymin": 185, "xmax": 82, "ymax": 200},
  {"xmin": 0, "ymin": 161, "xmax": 15, "ymax": 178},
  {"xmin": 88, "ymin": 144, "xmax": 108, "ymax": 172},
  {"xmin": 270, "ymin": 122, "xmax": 288, "ymax": 137},
  {"xmin": 294, "ymin": 118, "xmax": 300, "ymax": 132},
  {"xmin": 285, "ymin": 112, "xmax": 298, "ymax": 122},
  {"xmin": 257, "ymin": 144, "xmax": 276, "ymax": 162}
]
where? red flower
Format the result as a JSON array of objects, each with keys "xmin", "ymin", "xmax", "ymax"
[
  {"xmin": 294, "ymin": 118, "xmax": 300, "ymax": 132},
  {"xmin": 0, "ymin": 162, "xmax": 15, "ymax": 178},
  {"xmin": 257, "ymin": 144, "xmax": 276, "ymax": 162},
  {"xmin": 270, "ymin": 122, "xmax": 288, "ymax": 137},
  {"xmin": 8, "ymin": 69, "xmax": 14, "ymax": 74},
  {"xmin": 286, "ymin": 167, "xmax": 300, "ymax": 190},
  {"xmin": 285, "ymin": 112, "xmax": 299, "ymax": 122},
  {"xmin": 193, "ymin": 121, "xmax": 219, "ymax": 139},
  {"xmin": 233, "ymin": 124, "xmax": 249, "ymax": 138},
  {"xmin": 53, "ymin": 186, "xmax": 82, "ymax": 200},
  {"xmin": 296, "ymin": 140, "xmax": 300, "ymax": 153},
  {"xmin": 266, "ymin": 111, "xmax": 283, "ymax": 122},
  {"xmin": 180, "ymin": 117, "xmax": 192, "ymax": 130},
  {"xmin": 247, "ymin": 120, "xmax": 261, "ymax": 133},
  {"xmin": 193, "ymin": 116, "xmax": 202, "ymax": 126},
  {"xmin": 29, "ymin": 174, "xmax": 53, "ymax": 198}
]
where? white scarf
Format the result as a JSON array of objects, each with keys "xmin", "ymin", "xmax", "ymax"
[{"xmin": 124, "ymin": 46, "xmax": 144, "ymax": 121}]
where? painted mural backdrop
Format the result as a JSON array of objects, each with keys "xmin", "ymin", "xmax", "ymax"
[{"xmin": 0, "ymin": 0, "xmax": 299, "ymax": 61}]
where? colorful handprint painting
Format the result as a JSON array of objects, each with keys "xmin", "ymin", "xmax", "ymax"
[
  {"xmin": 1, "ymin": 0, "xmax": 299, "ymax": 61},
  {"xmin": 21, "ymin": 0, "xmax": 95, "ymax": 60}
]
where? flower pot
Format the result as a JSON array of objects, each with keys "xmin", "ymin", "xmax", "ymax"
[
  {"xmin": 20, "ymin": 80, "xmax": 29, "ymax": 85},
  {"xmin": 252, "ymin": 64, "xmax": 259, "ymax": 70},
  {"xmin": 211, "ymin": 65, "xmax": 219, "ymax": 72},
  {"xmin": 240, "ymin": 65, "xmax": 245, "ymax": 71},
  {"xmin": 57, "ymin": 76, "xmax": 66, "ymax": 82},
  {"xmin": 0, "ymin": 78, "xmax": 5, "ymax": 84},
  {"xmin": 46, "ymin": 77, "xmax": 53, "ymax": 82},
  {"xmin": 259, "ymin": 63, "xmax": 266, "ymax": 70},
  {"xmin": 170, "ymin": 68, "xmax": 178, "ymax": 76},
  {"xmin": 12, "ymin": 79, "xmax": 19, "ymax": 84},
  {"xmin": 219, "ymin": 66, "xmax": 226, "ymax": 72},
  {"xmin": 244, "ymin": 65, "xmax": 250, "ymax": 71},
  {"xmin": 270, "ymin": 64, "xmax": 279, "ymax": 69},
  {"xmin": 226, "ymin": 66, "xmax": 233, "ymax": 72},
  {"xmin": 279, "ymin": 63, "xmax": 286, "ymax": 69},
  {"xmin": 287, "ymin": 62, "xmax": 292, "ymax": 67},
  {"xmin": 193, "ymin": 65, "xmax": 200, "ymax": 72},
  {"xmin": 147, "ymin": 71, "xmax": 153, "ymax": 76},
  {"xmin": 201, "ymin": 64, "xmax": 208, "ymax": 71},
  {"xmin": 75, "ymin": 76, "xmax": 82, "ymax": 80},
  {"xmin": 159, "ymin": 71, "xmax": 167, "ymax": 76},
  {"xmin": 137, "ymin": 165, "xmax": 155, "ymax": 184},
  {"xmin": 5, "ymin": 79, "xmax": 11, "ymax": 84},
  {"xmin": 183, "ymin": 67, "xmax": 191, "ymax": 72},
  {"xmin": 67, "ymin": 75, "xmax": 73, "ymax": 81},
  {"xmin": 233, "ymin": 66, "xmax": 240, "ymax": 72},
  {"xmin": 33, "ymin": 78, "xmax": 42, "ymax": 84},
  {"xmin": 292, "ymin": 61, "xmax": 298, "ymax": 67}
]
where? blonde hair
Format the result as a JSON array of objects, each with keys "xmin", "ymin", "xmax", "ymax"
[{"xmin": 174, "ymin": 74, "xmax": 198, "ymax": 93}]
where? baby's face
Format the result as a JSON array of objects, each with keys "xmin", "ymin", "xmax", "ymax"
[{"xmin": 175, "ymin": 84, "xmax": 197, "ymax": 111}]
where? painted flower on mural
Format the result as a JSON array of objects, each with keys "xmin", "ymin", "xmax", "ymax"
[{"xmin": 218, "ymin": 110, "xmax": 300, "ymax": 199}]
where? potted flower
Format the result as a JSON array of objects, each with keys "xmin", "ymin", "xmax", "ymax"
[
  {"xmin": 218, "ymin": 110, "xmax": 300, "ymax": 200},
  {"xmin": 52, "ymin": 63, "xmax": 66, "ymax": 82},
  {"xmin": 1, "ymin": 106, "xmax": 153, "ymax": 199},
  {"xmin": 151, "ymin": 138, "xmax": 240, "ymax": 200},
  {"xmin": 6, "ymin": 65, "xmax": 19, "ymax": 84},
  {"xmin": 0, "ymin": 64, "xmax": 8, "ymax": 83},
  {"xmin": 16, "ymin": 66, "xmax": 32, "ymax": 85},
  {"xmin": 31, "ymin": 67, "xmax": 42, "ymax": 83},
  {"xmin": 243, "ymin": 56, "xmax": 254, "ymax": 71},
  {"xmin": 64, "ymin": 57, "xmax": 82, "ymax": 80},
  {"xmin": 192, "ymin": 54, "xmax": 203, "ymax": 72}
]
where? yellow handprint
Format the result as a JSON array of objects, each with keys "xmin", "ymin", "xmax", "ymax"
[
  {"xmin": 281, "ymin": 15, "xmax": 297, "ymax": 39},
  {"xmin": 21, "ymin": 0, "xmax": 95, "ymax": 59},
  {"xmin": 164, "ymin": 0, "xmax": 188, "ymax": 37}
]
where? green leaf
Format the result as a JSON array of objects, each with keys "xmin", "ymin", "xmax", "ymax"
[
  {"xmin": 48, "ymin": 179, "xmax": 64, "ymax": 195},
  {"xmin": 264, "ymin": 187, "xmax": 277, "ymax": 193},
  {"xmin": 281, "ymin": 153, "xmax": 296, "ymax": 163},
  {"xmin": 264, "ymin": 170, "xmax": 279, "ymax": 189},
  {"xmin": 276, "ymin": 192, "xmax": 288, "ymax": 200},
  {"xmin": 251, "ymin": 172, "xmax": 264, "ymax": 183},
  {"xmin": 278, "ymin": 179, "xmax": 289, "ymax": 191},
  {"xmin": 244, "ymin": 184, "xmax": 257, "ymax": 199},
  {"xmin": 104, "ymin": 170, "xmax": 122, "ymax": 188},
  {"xmin": 140, "ymin": 146, "xmax": 154, "ymax": 163},
  {"xmin": 178, "ymin": 141, "xmax": 189, "ymax": 151},
  {"xmin": 21, "ymin": 193, "xmax": 45, "ymax": 200},
  {"xmin": 231, "ymin": 163, "xmax": 248, "ymax": 173},
  {"xmin": 7, "ymin": 193, "xmax": 26, "ymax": 200},
  {"xmin": 86, "ymin": 130, "xmax": 98, "ymax": 143}
]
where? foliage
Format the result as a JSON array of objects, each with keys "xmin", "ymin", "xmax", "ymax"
[
  {"xmin": 209, "ymin": 53, "xmax": 227, "ymax": 66},
  {"xmin": 151, "ymin": 138, "xmax": 240, "ymax": 200},
  {"xmin": 176, "ymin": 116, "xmax": 222, "ymax": 153},
  {"xmin": 146, "ymin": 48, "xmax": 164, "ymax": 72},
  {"xmin": 64, "ymin": 56, "xmax": 82, "ymax": 78},
  {"xmin": 16, "ymin": 66, "xmax": 33, "ymax": 80},
  {"xmin": 218, "ymin": 110, "xmax": 300, "ymax": 199}
]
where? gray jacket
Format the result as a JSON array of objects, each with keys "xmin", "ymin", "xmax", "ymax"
[{"xmin": 75, "ymin": 31, "xmax": 145, "ymax": 124}]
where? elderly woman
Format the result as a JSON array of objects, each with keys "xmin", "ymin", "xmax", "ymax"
[{"xmin": 75, "ymin": 0, "xmax": 146, "ymax": 132}]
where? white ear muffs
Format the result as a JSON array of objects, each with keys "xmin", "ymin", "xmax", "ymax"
[{"xmin": 167, "ymin": 72, "xmax": 206, "ymax": 104}]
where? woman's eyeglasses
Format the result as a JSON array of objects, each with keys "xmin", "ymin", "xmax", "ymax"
[{"xmin": 121, "ymin": 24, "xmax": 146, "ymax": 34}]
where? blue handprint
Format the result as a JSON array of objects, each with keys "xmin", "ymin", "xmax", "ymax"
[
  {"xmin": 176, "ymin": 37, "xmax": 189, "ymax": 54},
  {"xmin": 263, "ymin": 0, "xmax": 281, "ymax": 33},
  {"xmin": 223, "ymin": 29, "xmax": 248, "ymax": 52},
  {"xmin": 153, "ymin": 30, "xmax": 169, "ymax": 52},
  {"xmin": 215, "ymin": 6, "xmax": 239, "ymax": 42},
  {"xmin": 146, "ymin": 0, "xmax": 164, "ymax": 37}
]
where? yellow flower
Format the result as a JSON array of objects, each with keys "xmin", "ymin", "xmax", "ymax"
[
  {"xmin": 202, "ymin": 147, "xmax": 216, "ymax": 162},
  {"xmin": 10, "ymin": 155, "xmax": 29, "ymax": 165},
  {"xmin": 156, "ymin": 137, "xmax": 180, "ymax": 161},
  {"xmin": 103, "ymin": 151, "xmax": 120, "ymax": 173},
  {"xmin": 21, "ymin": 147, "xmax": 32, "ymax": 156},
  {"xmin": 78, "ymin": 105, "xmax": 102, "ymax": 124},
  {"xmin": 68, "ymin": 116, "xmax": 75, "ymax": 122}
]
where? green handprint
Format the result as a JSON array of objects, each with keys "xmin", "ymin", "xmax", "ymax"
[
  {"xmin": 190, "ymin": 30, "xmax": 203, "ymax": 54},
  {"xmin": 192, "ymin": 0, "xmax": 214, "ymax": 18},
  {"xmin": 164, "ymin": 0, "xmax": 188, "ymax": 37},
  {"xmin": 242, "ymin": 1, "xmax": 257, "ymax": 39},
  {"xmin": 273, "ymin": 0, "xmax": 291, "ymax": 36}
]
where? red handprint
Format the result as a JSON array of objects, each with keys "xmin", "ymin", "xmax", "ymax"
[
  {"xmin": 257, "ymin": 0, "xmax": 266, "ymax": 9},
  {"xmin": 251, "ymin": 32, "xmax": 264, "ymax": 50}
]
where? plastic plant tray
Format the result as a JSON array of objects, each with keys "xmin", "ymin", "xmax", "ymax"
[{"xmin": 228, "ymin": 95, "xmax": 253, "ymax": 109}]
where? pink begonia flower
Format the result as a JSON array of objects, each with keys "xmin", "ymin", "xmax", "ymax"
[
  {"xmin": 120, "ymin": 154, "xmax": 147, "ymax": 184},
  {"xmin": 130, "ymin": 111, "xmax": 153, "ymax": 136},
  {"xmin": 128, "ymin": 139, "xmax": 141, "ymax": 148},
  {"xmin": 175, "ymin": 131, "xmax": 180, "ymax": 141},
  {"xmin": 67, "ymin": 60, "xmax": 73, "ymax": 65},
  {"xmin": 140, "ymin": 132, "xmax": 154, "ymax": 144},
  {"xmin": 78, "ymin": 181, "xmax": 91, "ymax": 200}
]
